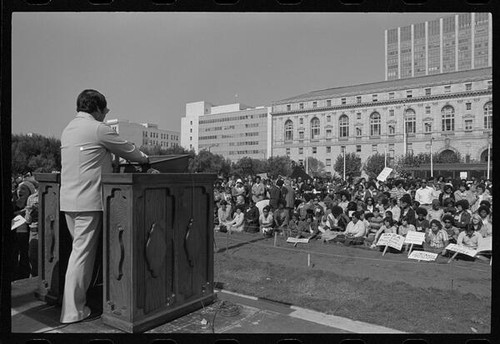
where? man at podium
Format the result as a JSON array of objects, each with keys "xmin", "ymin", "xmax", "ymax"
[{"xmin": 59, "ymin": 89, "xmax": 149, "ymax": 323}]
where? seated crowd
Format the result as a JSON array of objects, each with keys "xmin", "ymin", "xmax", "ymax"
[{"xmin": 214, "ymin": 174, "xmax": 492, "ymax": 261}]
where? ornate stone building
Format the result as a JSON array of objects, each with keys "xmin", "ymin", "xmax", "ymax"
[{"xmin": 271, "ymin": 67, "xmax": 492, "ymax": 176}]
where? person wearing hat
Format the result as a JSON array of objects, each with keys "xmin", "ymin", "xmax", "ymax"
[
  {"xmin": 414, "ymin": 179, "xmax": 434, "ymax": 212},
  {"xmin": 231, "ymin": 178, "xmax": 247, "ymax": 204},
  {"xmin": 59, "ymin": 89, "xmax": 149, "ymax": 324}
]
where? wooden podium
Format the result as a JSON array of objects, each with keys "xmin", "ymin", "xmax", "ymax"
[
  {"xmin": 34, "ymin": 173, "xmax": 72, "ymax": 304},
  {"xmin": 101, "ymin": 173, "xmax": 216, "ymax": 333}
]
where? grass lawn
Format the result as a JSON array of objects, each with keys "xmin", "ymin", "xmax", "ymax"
[{"xmin": 213, "ymin": 232, "xmax": 491, "ymax": 333}]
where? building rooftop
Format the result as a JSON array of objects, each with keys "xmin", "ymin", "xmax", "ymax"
[{"xmin": 273, "ymin": 67, "xmax": 492, "ymax": 105}]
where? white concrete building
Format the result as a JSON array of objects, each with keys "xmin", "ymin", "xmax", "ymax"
[{"xmin": 105, "ymin": 119, "xmax": 180, "ymax": 149}]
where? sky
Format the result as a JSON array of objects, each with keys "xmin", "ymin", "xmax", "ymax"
[{"xmin": 12, "ymin": 12, "xmax": 449, "ymax": 138}]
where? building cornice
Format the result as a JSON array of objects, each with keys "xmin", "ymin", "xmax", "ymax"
[{"xmin": 271, "ymin": 89, "xmax": 491, "ymax": 116}]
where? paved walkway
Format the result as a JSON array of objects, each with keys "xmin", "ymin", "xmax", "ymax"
[{"xmin": 11, "ymin": 277, "xmax": 403, "ymax": 334}]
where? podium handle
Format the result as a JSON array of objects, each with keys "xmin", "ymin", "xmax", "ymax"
[
  {"xmin": 48, "ymin": 215, "xmax": 55, "ymax": 263},
  {"xmin": 184, "ymin": 218, "xmax": 194, "ymax": 267}
]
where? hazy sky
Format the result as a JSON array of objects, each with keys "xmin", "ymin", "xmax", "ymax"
[{"xmin": 12, "ymin": 12, "xmax": 448, "ymax": 138}]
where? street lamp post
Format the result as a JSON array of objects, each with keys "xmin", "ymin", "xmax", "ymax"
[
  {"xmin": 430, "ymin": 137, "xmax": 434, "ymax": 178},
  {"xmin": 343, "ymin": 147, "xmax": 346, "ymax": 182},
  {"xmin": 487, "ymin": 134, "xmax": 491, "ymax": 180}
]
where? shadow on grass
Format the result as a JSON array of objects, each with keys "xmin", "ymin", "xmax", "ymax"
[{"xmin": 214, "ymin": 235, "xmax": 268, "ymax": 254}]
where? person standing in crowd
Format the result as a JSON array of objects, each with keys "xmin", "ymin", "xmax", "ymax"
[
  {"xmin": 251, "ymin": 176, "xmax": 265, "ymax": 204},
  {"xmin": 414, "ymin": 179, "xmax": 434, "ymax": 212},
  {"xmin": 59, "ymin": 89, "xmax": 149, "ymax": 324},
  {"xmin": 12, "ymin": 177, "xmax": 37, "ymax": 280},
  {"xmin": 24, "ymin": 180, "xmax": 39, "ymax": 277},
  {"xmin": 283, "ymin": 179, "xmax": 296, "ymax": 217}
]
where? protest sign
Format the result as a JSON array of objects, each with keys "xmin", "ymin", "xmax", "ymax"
[
  {"xmin": 388, "ymin": 234, "xmax": 405, "ymax": 251},
  {"xmin": 408, "ymin": 251, "xmax": 438, "ymax": 262},
  {"xmin": 11, "ymin": 215, "xmax": 26, "ymax": 230},
  {"xmin": 460, "ymin": 171, "xmax": 468, "ymax": 180},
  {"xmin": 257, "ymin": 173, "xmax": 269, "ymax": 180},
  {"xmin": 287, "ymin": 237, "xmax": 310, "ymax": 244},
  {"xmin": 376, "ymin": 233, "xmax": 393, "ymax": 246},
  {"xmin": 445, "ymin": 243, "xmax": 477, "ymax": 257},
  {"xmin": 477, "ymin": 236, "xmax": 492, "ymax": 253},
  {"xmin": 377, "ymin": 167, "xmax": 393, "ymax": 182},
  {"xmin": 404, "ymin": 231, "xmax": 426, "ymax": 245}
]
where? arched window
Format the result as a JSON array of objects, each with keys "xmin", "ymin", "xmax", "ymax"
[
  {"xmin": 405, "ymin": 109, "xmax": 416, "ymax": 134},
  {"xmin": 441, "ymin": 105, "xmax": 455, "ymax": 132},
  {"xmin": 284, "ymin": 120, "xmax": 293, "ymax": 141},
  {"xmin": 311, "ymin": 117, "xmax": 320, "ymax": 139},
  {"xmin": 339, "ymin": 115, "xmax": 349, "ymax": 138},
  {"xmin": 484, "ymin": 102, "xmax": 492, "ymax": 129},
  {"xmin": 370, "ymin": 112, "xmax": 381, "ymax": 136}
]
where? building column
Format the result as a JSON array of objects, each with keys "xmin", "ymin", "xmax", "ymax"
[
  {"xmin": 411, "ymin": 24, "xmax": 415, "ymax": 77},
  {"xmin": 397, "ymin": 27, "xmax": 401, "ymax": 80},
  {"xmin": 425, "ymin": 21, "xmax": 429, "ymax": 75},
  {"xmin": 455, "ymin": 15, "xmax": 459, "ymax": 72},
  {"xmin": 471, "ymin": 13, "xmax": 475, "ymax": 69},
  {"xmin": 439, "ymin": 18, "xmax": 443, "ymax": 73},
  {"xmin": 385, "ymin": 30, "xmax": 388, "ymax": 81}
]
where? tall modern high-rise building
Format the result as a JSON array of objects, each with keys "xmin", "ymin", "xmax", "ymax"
[{"xmin": 385, "ymin": 13, "xmax": 492, "ymax": 80}]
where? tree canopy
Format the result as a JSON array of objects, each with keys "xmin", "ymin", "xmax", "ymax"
[{"xmin": 12, "ymin": 134, "xmax": 61, "ymax": 175}]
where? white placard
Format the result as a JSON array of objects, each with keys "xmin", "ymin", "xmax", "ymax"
[
  {"xmin": 11, "ymin": 215, "xmax": 26, "ymax": 230},
  {"xmin": 477, "ymin": 236, "xmax": 492, "ymax": 253},
  {"xmin": 445, "ymin": 243, "xmax": 477, "ymax": 257},
  {"xmin": 286, "ymin": 237, "xmax": 310, "ymax": 244},
  {"xmin": 377, "ymin": 167, "xmax": 393, "ymax": 182},
  {"xmin": 408, "ymin": 251, "xmax": 438, "ymax": 261},
  {"xmin": 387, "ymin": 234, "xmax": 405, "ymax": 251},
  {"xmin": 257, "ymin": 173, "xmax": 269, "ymax": 180},
  {"xmin": 460, "ymin": 172, "xmax": 468, "ymax": 180},
  {"xmin": 404, "ymin": 231, "xmax": 426, "ymax": 245},
  {"xmin": 376, "ymin": 233, "xmax": 393, "ymax": 246}
]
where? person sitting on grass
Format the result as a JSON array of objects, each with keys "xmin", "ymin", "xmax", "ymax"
[
  {"xmin": 226, "ymin": 205, "xmax": 245, "ymax": 233},
  {"xmin": 371, "ymin": 217, "xmax": 398, "ymax": 248},
  {"xmin": 423, "ymin": 219, "xmax": 449, "ymax": 256},
  {"xmin": 318, "ymin": 207, "xmax": 332, "ymax": 233},
  {"xmin": 476, "ymin": 206, "xmax": 492, "ymax": 238},
  {"xmin": 328, "ymin": 205, "xmax": 350, "ymax": 231},
  {"xmin": 259, "ymin": 205, "xmax": 274, "ymax": 237},
  {"xmin": 365, "ymin": 197, "xmax": 375, "ymax": 214},
  {"xmin": 244, "ymin": 198, "xmax": 260, "ymax": 233},
  {"xmin": 415, "ymin": 207, "xmax": 430, "ymax": 233},
  {"xmin": 456, "ymin": 223, "xmax": 482, "ymax": 250},
  {"xmin": 286, "ymin": 212, "xmax": 300, "ymax": 238},
  {"xmin": 398, "ymin": 215, "xmax": 416, "ymax": 237},
  {"xmin": 273, "ymin": 199, "xmax": 289, "ymax": 235},
  {"xmin": 411, "ymin": 200, "xmax": 421, "ymax": 213},
  {"xmin": 427, "ymin": 199, "xmax": 444, "ymax": 223},
  {"xmin": 442, "ymin": 214, "xmax": 459, "ymax": 244},
  {"xmin": 369, "ymin": 207, "xmax": 384, "ymax": 233},
  {"xmin": 389, "ymin": 198, "xmax": 401, "ymax": 223},
  {"xmin": 332, "ymin": 211, "xmax": 366, "ymax": 245},
  {"xmin": 217, "ymin": 200, "xmax": 233, "ymax": 233},
  {"xmin": 399, "ymin": 194, "xmax": 416, "ymax": 226},
  {"xmin": 296, "ymin": 213, "xmax": 320, "ymax": 240},
  {"xmin": 337, "ymin": 191, "xmax": 350, "ymax": 213},
  {"xmin": 454, "ymin": 199, "xmax": 471, "ymax": 231}
]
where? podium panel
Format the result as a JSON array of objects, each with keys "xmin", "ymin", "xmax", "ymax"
[
  {"xmin": 101, "ymin": 173, "xmax": 216, "ymax": 333},
  {"xmin": 34, "ymin": 173, "xmax": 72, "ymax": 304}
]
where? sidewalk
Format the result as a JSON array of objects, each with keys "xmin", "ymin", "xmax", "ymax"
[{"xmin": 11, "ymin": 277, "xmax": 403, "ymax": 334}]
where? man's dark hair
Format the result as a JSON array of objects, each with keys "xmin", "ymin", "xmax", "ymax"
[{"xmin": 76, "ymin": 89, "xmax": 107, "ymax": 113}]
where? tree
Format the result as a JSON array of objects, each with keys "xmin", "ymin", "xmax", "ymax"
[
  {"xmin": 12, "ymin": 134, "xmax": 61, "ymax": 175},
  {"xmin": 265, "ymin": 156, "xmax": 293, "ymax": 179},
  {"xmin": 189, "ymin": 150, "xmax": 231, "ymax": 176},
  {"xmin": 333, "ymin": 152, "xmax": 361, "ymax": 178},
  {"xmin": 231, "ymin": 157, "xmax": 267, "ymax": 177},
  {"xmin": 304, "ymin": 156, "xmax": 325, "ymax": 177},
  {"xmin": 364, "ymin": 153, "xmax": 387, "ymax": 179}
]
